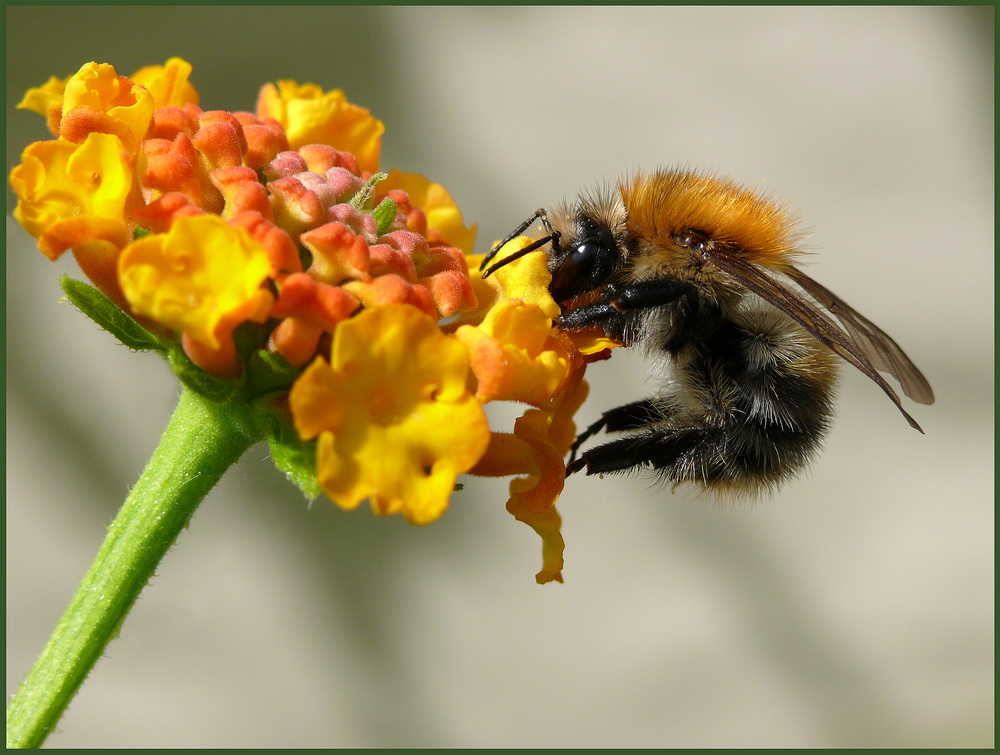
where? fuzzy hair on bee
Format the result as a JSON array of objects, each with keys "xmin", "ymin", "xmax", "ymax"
[{"xmin": 481, "ymin": 168, "xmax": 934, "ymax": 496}]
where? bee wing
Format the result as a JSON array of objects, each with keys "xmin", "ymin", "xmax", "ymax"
[
  {"xmin": 703, "ymin": 250, "xmax": 931, "ymax": 432},
  {"xmin": 782, "ymin": 267, "xmax": 935, "ymax": 405}
]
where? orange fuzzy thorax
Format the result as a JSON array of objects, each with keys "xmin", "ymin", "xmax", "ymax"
[{"xmin": 620, "ymin": 169, "xmax": 805, "ymax": 269}]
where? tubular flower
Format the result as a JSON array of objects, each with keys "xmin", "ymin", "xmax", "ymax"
[
  {"xmin": 379, "ymin": 170, "xmax": 478, "ymax": 255},
  {"xmin": 10, "ymin": 59, "xmax": 601, "ymax": 582}
]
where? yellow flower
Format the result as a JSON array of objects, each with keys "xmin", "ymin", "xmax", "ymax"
[
  {"xmin": 473, "ymin": 366, "xmax": 589, "ymax": 584},
  {"xmin": 16, "ymin": 75, "xmax": 67, "ymax": 135},
  {"xmin": 130, "ymin": 57, "xmax": 199, "ymax": 109},
  {"xmin": 10, "ymin": 132, "xmax": 133, "ymax": 260},
  {"xmin": 118, "ymin": 215, "xmax": 273, "ymax": 374},
  {"xmin": 468, "ymin": 237, "xmax": 623, "ymax": 357},
  {"xmin": 256, "ymin": 81, "xmax": 383, "ymax": 174},
  {"xmin": 452, "ymin": 238, "xmax": 572, "ymax": 405},
  {"xmin": 456, "ymin": 300, "xmax": 572, "ymax": 406},
  {"xmin": 380, "ymin": 170, "xmax": 478, "ymax": 255},
  {"xmin": 59, "ymin": 62, "xmax": 154, "ymax": 152},
  {"xmin": 470, "ymin": 237, "xmax": 562, "ymax": 319},
  {"xmin": 289, "ymin": 304, "xmax": 490, "ymax": 525}
]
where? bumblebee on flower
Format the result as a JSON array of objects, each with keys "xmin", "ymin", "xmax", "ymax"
[{"xmin": 11, "ymin": 58, "xmax": 600, "ymax": 584}]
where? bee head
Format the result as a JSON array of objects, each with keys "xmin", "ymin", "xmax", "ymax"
[{"xmin": 548, "ymin": 214, "xmax": 621, "ymax": 303}]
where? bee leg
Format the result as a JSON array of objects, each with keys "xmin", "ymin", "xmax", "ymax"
[
  {"xmin": 566, "ymin": 427, "xmax": 704, "ymax": 477},
  {"xmin": 567, "ymin": 399, "xmax": 673, "ymax": 472},
  {"xmin": 557, "ymin": 279, "xmax": 692, "ymax": 330},
  {"xmin": 567, "ymin": 417, "xmax": 608, "ymax": 467}
]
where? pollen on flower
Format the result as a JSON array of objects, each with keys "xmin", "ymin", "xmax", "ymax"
[{"xmin": 12, "ymin": 58, "xmax": 594, "ymax": 583}]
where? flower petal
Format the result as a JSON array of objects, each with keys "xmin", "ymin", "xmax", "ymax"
[
  {"xmin": 119, "ymin": 214, "xmax": 273, "ymax": 355},
  {"xmin": 256, "ymin": 81, "xmax": 383, "ymax": 173},
  {"xmin": 289, "ymin": 304, "xmax": 490, "ymax": 524},
  {"xmin": 379, "ymin": 170, "xmax": 477, "ymax": 255},
  {"xmin": 59, "ymin": 62, "xmax": 154, "ymax": 152},
  {"xmin": 130, "ymin": 57, "xmax": 199, "ymax": 108},
  {"xmin": 11, "ymin": 133, "xmax": 133, "ymax": 261}
]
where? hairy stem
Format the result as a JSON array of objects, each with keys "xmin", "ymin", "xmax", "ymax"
[{"xmin": 6, "ymin": 388, "xmax": 263, "ymax": 748}]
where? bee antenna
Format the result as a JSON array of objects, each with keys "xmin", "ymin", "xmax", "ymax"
[
  {"xmin": 479, "ymin": 208, "xmax": 558, "ymax": 271},
  {"xmin": 481, "ymin": 232, "xmax": 560, "ymax": 279}
]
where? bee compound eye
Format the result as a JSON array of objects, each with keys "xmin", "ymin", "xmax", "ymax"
[{"xmin": 549, "ymin": 235, "xmax": 616, "ymax": 302}]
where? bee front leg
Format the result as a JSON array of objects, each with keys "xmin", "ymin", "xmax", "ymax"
[{"xmin": 557, "ymin": 278, "xmax": 692, "ymax": 331}]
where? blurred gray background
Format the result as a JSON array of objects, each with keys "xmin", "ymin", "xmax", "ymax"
[{"xmin": 6, "ymin": 6, "xmax": 993, "ymax": 747}]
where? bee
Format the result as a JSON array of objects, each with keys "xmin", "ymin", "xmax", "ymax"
[{"xmin": 480, "ymin": 168, "xmax": 934, "ymax": 495}]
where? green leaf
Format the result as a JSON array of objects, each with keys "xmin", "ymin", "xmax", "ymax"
[
  {"xmin": 166, "ymin": 344, "xmax": 239, "ymax": 402},
  {"xmin": 267, "ymin": 419, "xmax": 322, "ymax": 500},
  {"xmin": 60, "ymin": 276, "xmax": 166, "ymax": 353},
  {"xmin": 348, "ymin": 171, "xmax": 388, "ymax": 211},
  {"xmin": 372, "ymin": 197, "xmax": 399, "ymax": 236}
]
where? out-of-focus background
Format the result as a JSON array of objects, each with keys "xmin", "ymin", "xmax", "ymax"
[{"xmin": 6, "ymin": 6, "xmax": 993, "ymax": 748}]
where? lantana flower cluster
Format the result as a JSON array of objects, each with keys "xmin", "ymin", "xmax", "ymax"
[{"xmin": 11, "ymin": 59, "xmax": 605, "ymax": 583}]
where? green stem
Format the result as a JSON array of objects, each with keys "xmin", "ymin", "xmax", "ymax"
[{"xmin": 6, "ymin": 387, "xmax": 264, "ymax": 748}]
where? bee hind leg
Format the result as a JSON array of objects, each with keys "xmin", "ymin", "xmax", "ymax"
[
  {"xmin": 567, "ymin": 399, "xmax": 678, "ymax": 474},
  {"xmin": 567, "ymin": 427, "xmax": 704, "ymax": 477}
]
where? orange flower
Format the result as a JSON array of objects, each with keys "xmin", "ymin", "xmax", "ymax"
[
  {"xmin": 472, "ymin": 361, "xmax": 589, "ymax": 584},
  {"xmin": 379, "ymin": 170, "xmax": 477, "ymax": 255},
  {"xmin": 456, "ymin": 300, "xmax": 572, "ymax": 406}
]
